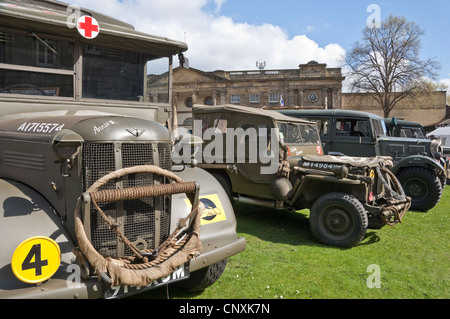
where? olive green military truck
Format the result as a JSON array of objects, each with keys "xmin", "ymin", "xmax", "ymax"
[
  {"xmin": 187, "ymin": 104, "xmax": 410, "ymax": 248},
  {"xmin": 0, "ymin": 0, "xmax": 245, "ymax": 299},
  {"xmin": 385, "ymin": 117, "xmax": 427, "ymax": 139},
  {"xmin": 279, "ymin": 109, "xmax": 447, "ymax": 211},
  {"xmin": 386, "ymin": 117, "xmax": 450, "ymax": 162}
]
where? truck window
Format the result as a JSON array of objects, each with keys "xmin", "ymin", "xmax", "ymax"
[
  {"xmin": 335, "ymin": 119, "xmax": 370, "ymax": 137},
  {"xmin": 400, "ymin": 127, "xmax": 426, "ymax": 139},
  {"xmin": 196, "ymin": 115, "xmax": 228, "ymax": 134},
  {"xmin": 372, "ymin": 119, "xmax": 388, "ymax": 137},
  {"xmin": 311, "ymin": 119, "xmax": 330, "ymax": 136},
  {"xmin": 0, "ymin": 31, "xmax": 74, "ymax": 97},
  {"xmin": 82, "ymin": 45, "xmax": 165, "ymax": 102},
  {"xmin": 0, "ymin": 30, "xmax": 170, "ymax": 102}
]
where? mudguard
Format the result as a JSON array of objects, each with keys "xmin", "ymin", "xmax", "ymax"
[
  {"xmin": 0, "ymin": 179, "xmax": 102, "ymax": 299},
  {"xmin": 0, "ymin": 167, "xmax": 245, "ymax": 298},
  {"xmin": 171, "ymin": 165, "xmax": 246, "ymax": 272},
  {"xmin": 391, "ymin": 155, "xmax": 445, "ymax": 175}
]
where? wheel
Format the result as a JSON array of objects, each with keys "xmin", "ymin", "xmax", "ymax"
[
  {"xmin": 209, "ymin": 171, "xmax": 234, "ymax": 207},
  {"xmin": 310, "ymin": 193, "xmax": 368, "ymax": 248},
  {"xmin": 175, "ymin": 259, "xmax": 228, "ymax": 293},
  {"xmin": 396, "ymin": 167, "xmax": 442, "ymax": 211}
]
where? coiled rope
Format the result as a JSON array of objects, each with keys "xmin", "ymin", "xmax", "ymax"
[
  {"xmin": 376, "ymin": 166, "xmax": 411, "ymax": 225},
  {"xmin": 74, "ymin": 165, "xmax": 203, "ymax": 287}
]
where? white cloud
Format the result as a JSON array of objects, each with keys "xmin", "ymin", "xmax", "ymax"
[{"xmin": 72, "ymin": 0, "xmax": 345, "ymax": 71}]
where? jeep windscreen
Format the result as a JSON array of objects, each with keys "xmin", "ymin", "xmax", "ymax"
[
  {"xmin": 277, "ymin": 122, "xmax": 320, "ymax": 144},
  {"xmin": 0, "ymin": 30, "xmax": 169, "ymax": 102}
]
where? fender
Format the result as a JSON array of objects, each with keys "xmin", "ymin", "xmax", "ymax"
[
  {"xmin": 171, "ymin": 165, "xmax": 246, "ymax": 272},
  {"xmin": 0, "ymin": 167, "xmax": 246, "ymax": 297},
  {"xmin": 0, "ymin": 179, "xmax": 102, "ymax": 299},
  {"xmin": 391, "ymin": 155, "xmax": 445, "ymax": 175}
]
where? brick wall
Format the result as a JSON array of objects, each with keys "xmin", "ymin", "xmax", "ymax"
[{"xmin": 342, "ymin": 91, "xmax": 447, "ymax": 126}]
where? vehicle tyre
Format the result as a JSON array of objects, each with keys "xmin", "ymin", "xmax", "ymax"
[
  {"xmin": 396, "ymin": 167, "xmax": 442, "ymax": 211},
  {"xmin": 310, "ymin": 193, "xmax": 368, "ymax": 248},
  {"xmin": 175, "ymin": 259, "xmax": 228, "ymax": 293},
  {"xmin": 209, "ymin": 171, "xmax": 234, "ymax": 207}
]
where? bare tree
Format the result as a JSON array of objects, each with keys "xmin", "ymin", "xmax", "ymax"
[{"xmin": 344, "ymin": 15, "xmax": 441, "ymax": 117}]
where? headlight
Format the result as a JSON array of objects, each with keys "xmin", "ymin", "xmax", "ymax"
[{"xmin": 430, "ymin": 138, "xmax": 442, "ymax": 157}]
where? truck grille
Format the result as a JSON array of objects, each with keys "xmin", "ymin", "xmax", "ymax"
[{"xmin": 81, "ymin": 142, "xmax": 172, "ymax": 257}]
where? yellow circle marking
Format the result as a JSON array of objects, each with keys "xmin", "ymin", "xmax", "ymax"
[{"xmin": 11, "ymin": 236, "xmax": 61, "ymax": 284}]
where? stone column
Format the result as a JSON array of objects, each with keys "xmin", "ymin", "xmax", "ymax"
[
  {"xmin": 288, "ymin": 88, "xmax": 295, "ymax": 107},
  {"xmin": 332, "ymin": 89, "xmax": 338, "ymax": 109},
  {"xmin": 192, "ymin": 91, "xmax": 198, "ymax": 104},
  {"xmin": 212, "ymin": 91, "xmax": 217, "ymax": 106},
  {"xmin": 322, "ymin": 88, "xmax": 328, "ymax": 109},
  {"xmin": 298, "ymin": 90, "xmax": 304, "ymax": 107},
  {"xmin": 220, "ymin": 91, "xmax": 226, "ymax": 105}
]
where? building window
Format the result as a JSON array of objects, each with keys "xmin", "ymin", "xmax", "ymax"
[
  {"xmin": 231, "ymin": 94, "xmax": 240, "ymax": 103},
  {"xmin": 204, "ymin": 96, "xmax": 214, "ymax": 105},
  {"xmin": 250, "ymin": 94, "xmax": 259, "ymax": 103},
  {"xmin": 308, "ymin": 92, "xmax": 318, "ymax": 103},
  {"xmin": 269, "ymin": 93, "xmax": 279, "ymax": 103},
  {"xmin": 183, "ymin": 117, "xmax": 193, "ymax": 126},
  {"xmin": 185, "ymin": 97, "xmax": 193, "ymax": 108}
]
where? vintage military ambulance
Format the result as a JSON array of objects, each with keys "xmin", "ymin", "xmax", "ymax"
[{"xmin": 0, "ymin": 0, "xmax": 245, "ymax": 298}]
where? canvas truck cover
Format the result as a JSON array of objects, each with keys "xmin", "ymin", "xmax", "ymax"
[{"xmin": 193, "ymin": 104, "xmax": 316, "ymax": 125}]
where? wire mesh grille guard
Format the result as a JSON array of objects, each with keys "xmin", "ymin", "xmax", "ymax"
[{"xmin": 81, "ymin": 142, "xmax": 172, "ymax": 257}]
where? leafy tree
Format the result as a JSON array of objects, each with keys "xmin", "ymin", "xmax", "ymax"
[{"xmin": 344, "ymin": 15, "xmax": 440, "ymax": 117}]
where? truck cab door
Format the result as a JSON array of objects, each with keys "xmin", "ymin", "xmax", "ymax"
[{"xmin": 332, "ymin": 118, "xmax": 376, "ymax": 157}]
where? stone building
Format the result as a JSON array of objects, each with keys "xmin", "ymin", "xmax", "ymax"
[
  {"xmin": 147, "ymin": 60, "xmax": 447, "ymax": 129},
  {"xmin": 149, "ymin": 61, "xmax": 345, "ymax": 129}
]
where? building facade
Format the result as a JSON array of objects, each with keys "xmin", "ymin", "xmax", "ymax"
[
  {"xmin": 147, "ymin": 60, "xmax": 447, "ymax": 129},
  {"xmin": 155, "ymin": 61, "xmax": 344, "ymax": 129}
]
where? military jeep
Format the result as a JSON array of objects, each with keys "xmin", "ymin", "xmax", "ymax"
[
  {"xmin": 186, "ymin": 104, "xmax": 411, "ymax": 248},
  {"xmin": 279, "ymin": 109, "xmax": 447, "ymax": 211},
  {"xmin": 0, "ymin": 0, "xmax": 245, "ymax": 298}
]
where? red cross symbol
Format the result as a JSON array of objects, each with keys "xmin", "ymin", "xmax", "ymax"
[{"xmin": 77, "ymin": 16, "xmax": 100, "ymax": 39}]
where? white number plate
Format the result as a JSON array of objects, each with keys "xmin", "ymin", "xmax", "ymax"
[{"xmin": 103, "ymin": 263, "xmax": 190, "ymax": 299}]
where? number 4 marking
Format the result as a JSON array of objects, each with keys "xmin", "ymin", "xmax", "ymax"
[{"xmin": 22, "ymin": 244, "xmax": 48, "ymax": 276}]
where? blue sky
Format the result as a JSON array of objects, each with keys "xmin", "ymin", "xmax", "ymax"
[
  {"xmin": 74, "ymin": 0, "xmax": 450, "ymax": 87},
  {"xmin": 217, "ymin": 0, "xmax": 450, "ymax": 82}
]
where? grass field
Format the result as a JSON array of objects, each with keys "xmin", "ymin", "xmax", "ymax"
[{"xmin": 141, "ymin": 186, "xmax": 450, "ymax": 299}]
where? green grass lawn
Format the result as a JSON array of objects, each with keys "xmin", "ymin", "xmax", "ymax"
[{"xmin": 141, "ymin": 186, "xmax": 450, "ymax": 299}]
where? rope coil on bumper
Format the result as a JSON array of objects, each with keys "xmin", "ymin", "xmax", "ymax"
[
  {"xmin": 74, "ymin": 165, "xmax": 203, "ymax": 287},
  {"xmin": 376, "ymin": 166, "xmax": 411, "ymax": 226}
]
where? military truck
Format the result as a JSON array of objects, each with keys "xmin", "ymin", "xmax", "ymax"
[
  {"xmin": 386, "ymin": 117, "xmax": 450, "ymax": 159},
  {"xmin": 279, "ymin": 109, "xmax": 447, "ymax": 211},
  {"xmin": 188, "ymin": 104, "xmax": 411, "ymax": 248},
  {"xmin": 385, "ymin": 117, "xmax": 427, "ymax": 139},
  {"xmin": 0, "ymin": 0, "xmax": 245, "ymax": 298}
]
